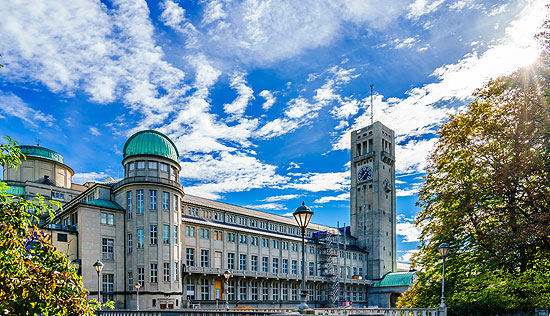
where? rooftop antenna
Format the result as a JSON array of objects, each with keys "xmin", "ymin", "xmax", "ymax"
[
  {"xmin": 370, "ymin": 84, "xmax": 374, "ymax": 125},
  {"xmin": 35, "ymin": 138, "xmax": 40, "ymax": 147}
]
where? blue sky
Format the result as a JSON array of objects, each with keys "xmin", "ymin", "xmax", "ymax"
[{"xmin": 0, "ymin": 0, "xmax": 546, "ymax": 262}]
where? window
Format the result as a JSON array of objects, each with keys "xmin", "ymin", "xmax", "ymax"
[
  {"xmin": 186, "ymin": 226, "xmax": 195, "ymax": 237},
  {"xmin": 163, "ymin": 224, "xmax": 170, "ymax": 244},
  {"xmin": 57, "ymin": 233, "xmax": 67, "ymax": 242},
  {"xmin": 186, "ymin": 248, "xmax": 195, "ymax": 266},
  {"xmin": 137, "ymin": 190, "xmax": 144, "ymax": 214},
  {"xmin": 353, "ymin": 267, "xmax": 357, "ymax": 276},
  {"xmin": 149, "ymin": 190, "xmax": 157, "ymax": 210},
  {"xmin": 227, "ymin": 232, "xmax": 235, "ymax": 242},
  {"xmin": 250, "ymin": 236, "xmax": 258, "ymax": 246},
  {"xmin": 187, "ymin": 280, "xmax": 196, "ymax": 300},
  {"xmin": 102, "ymin": 238, "xmax": 114, "ymax": 260},
  {"xmin": 102, "ymin": 274, "xmax": 114, "ymax": 303},
  {"xmin": 353, "ymin": 253, "xmax": 357, "ymax": 260},
  {"xmin": 282, "ymin": 259, "xmax": 288, "ymax": 274},
  {"xmin": 201, "ymin": 250, "xmax": 209, "ymax": 268},
  {"xmin": 359, "ymin": 268, "xmax": 363, "ymax": 277},
  {"xmin": 214, "ymin": 230, "xmax": 223, "ymax": 241},
  {"xmin": 162, "ymin": 192, "xmax": 169, "ymax": 210},
  {"xmin": 282, "ymin": 241, "xmax": 288, "ymax": 250},
  {"xmin": 128, "ymin": 272, "xmax": 134, "ymax": 291},
  {"xmin": 201, "ymin": 279, "xmax": 209, "ymax": 300},
  {"xmin": 174, "ymin": 262, "xmax": 179, "ymax": 281},
  {"xmin": 200, "ymin": 228, "xmax": 209, "ymax": 239},
  {"xmin": 273, "ymin": 258, "xmax": 279, "ymax": 273},
  {"xmin": 137, "ymin": 229, "xmax": 144, "ymax": 248},
  {"xmin": 150, "ymin": 225, "xmax": 158, "ymax": 245},
  {"xmin": 138, "ymin": 267, "xmax": 144, "ymax": 286},
  {"xmin": 239, "ymin": 254, "xmax": 247, "ymax": 270},
  {"xmin": 251, "ymin": 281, "xmax": 258, "ymax": 300},
  {"xmin": 262, "ymin": 257, "xmax": 268, "ymax": 272},
  {"xmin": 291, "ymin": 284, "xmax": 297, "ymax": 300},
  {"xmin": 239, "ymin": 235, "xmax": 247, "ymax": 244},
  {"xmin": 160, "ymin": 163, "xmax": 169, "ymax": 172},
  {"xmin": 150, "ymin": 263, "xmax": 158, "ymax": 283},
  {"xmin": 173, "ymin": 195, "xmax": 178, "ymax": 212},
  {"xmin": 228, "ymin": 280, "xmax": 235, "ymax": 300},
  {"xmin": 101, "ymin": 213, "xmax": 114, "ymax": 225},
  {"xmin": 173, "ymin": 225, "xmax": 178, "ymax": 244},
  {"xmin": 129, "ymin": 162, "xmax": 135, "ymax": 171},
  {"xmin": 128, "ymin": 234, "xmax": 133, "ymax": 253},
  {"xmin": 309, "ymin": 262, "xmax": 314, "ymax": 276},
  {"xmin": 251, "ymin": 256, "xmax": 258, "ymax": 272},
  {"xmin": 262, "ymin": 238, "xmax": 269, "ymax": 248},
  {"xmin": 272, "ymin": 240, "xmax": 279, "ymax": 249},
  {"xmin": 127, "ymin": 191, "xmax": 133, "ymax": 219},
  {"xmin": 137, "ymin": 161, "xmax": 145, "ymax": 169},
  {"xmin": 164, "ymin": 263, "xmax": 170, "ymax": 282},
  {"xmin": 240, "ymin": 282, "xmax": 247, "ymax": 300},
  {"xmin": 282, "ymin": 283, "xmax": 289, "ymax": 301},
  {"xmin": 309, "ymin": 246, "xmax": 315, "ymax": 254},
  {"xmin": 292, "ymin": 243, "xmax": 298, "ymax": 252},
  {"xmin": 292, "ymin": 260, "xmax": 297, "ymax": 274},
  {"xmin": 272, "ymin": 283, "xmax": 279, "ymax": 301},
  {"xmin": 148, "ymin": 161, "xmax": 158, "ymax": 170},
  {"xmin": 228, "ymin": 253, "xmax": 235, "ymax": 269},
  {"xmin": 262, "ymin": 283, "xmax": 269, "ymax": 300},
  {"xmin": 359, "ymin": 254, "xmax": 364, "ymax": 261}
]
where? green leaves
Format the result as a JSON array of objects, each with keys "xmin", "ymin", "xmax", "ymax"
[
  {"xmin": 0, "ymin": 137, "xmax": 100, "ymax": 316},
  {"xmin": 398, "ymin": 57, "xmax": 550, "ymax": 314}
]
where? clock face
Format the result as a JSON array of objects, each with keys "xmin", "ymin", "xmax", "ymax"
[{"xmin": 357, "ymin": 165, "xmax": 373, "ymax": 181}]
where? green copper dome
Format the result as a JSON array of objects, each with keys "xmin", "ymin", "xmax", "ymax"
[
  {"xmin": 123, "ymin": 130, "xmax": 179, "ymax": 163},
  {"xmin": 19, "ymin": 145, "xmax": 64, "ymax": 164}
]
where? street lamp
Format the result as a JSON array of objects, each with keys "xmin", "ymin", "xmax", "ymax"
[
  {"xmin": 293, "ymin": 201, "xmax": 314, "ymax": 313},
  {"xmin": 92, "ymin": 260, "xmax": 104, "ymax": 306},
  {"xmin": 223, "ymin": 270, "xmax": 232, "ymax": 310},
  {"xmin": 438, "ymin": 243, "xmax": 451, "ymax": 308},
  {"xmin": 135, "ymin": 283, "xmax": 141, "ymax": 310}
]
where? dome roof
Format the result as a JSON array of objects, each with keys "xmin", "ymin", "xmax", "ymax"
[
  {"xmin": 123, "ymin": 130, "xmax": 179, "ymax": 163},
  {"xmin": 19, "ymin": 145, "xmax": 64, "ymax": 164}
]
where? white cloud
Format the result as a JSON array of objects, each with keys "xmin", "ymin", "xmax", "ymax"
[
  {"xmin": 314, "ymin": 192, "xmax": 349, "ymax": 204},
  {"xmin": 287, "ymin": 162, "xmax": 301, "ymax": 170},
  {"xmin": 72, "ymin": 171, "xmax": 109, "ymax": 184},
  {"xmin": 180, "ymin": 151, "xmax": 289, "ymax": 199},
  {"xmin": 89, "ymin": 127, "xmax": 101, "ymax": 136},
  {"xmin": 282, "ymin": 212, "xmax": 294, "ymax": 217},
  {"xmin": 0, "ymin": 92, "xmax": 55, "ymax": 128},
  {"xmin": 407, "ymin": 0, "xmax": 446, "ymax": 19},
  {"xmin": 396, "ymin": 182, "xmax": 423, "ymax": 196},
  {"xmin": 284, "ymin": 171, "xmax": 349, "ymax": 192},
  {"xmin": 223, "ymin": 72, "xmax": 254, "ymax": 117},
  {"xmin": 160, "ymin": 0, "xmax": 186, "ymax": 29},
  {"xmin": 262, "ymin": 194, "xmax": 301, "ymax": 202},
  {"xmin": 397, "ymin": 215, "xmax": 421, "ymax": 242},
  {"xmin": 259, "ymin": 90, "xmax": 276, "ymax": 111},
  {"xmin": 244, "ymin": 203, "xmax": 285, "ymax": 210},
  {"xmin": 332, "ymin": 0, "xmax": 546, "ymax": 175},
  {"xmin": 398, "ymin": 249, "xmax": 419, "ymax": 262}
]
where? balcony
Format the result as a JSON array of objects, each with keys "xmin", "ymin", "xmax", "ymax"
[
  {"xmin": 351, "ymin": 151, "xmax": 374, "ymax": 164},
  {"xmin": 111, "ymin": 176, "xmax": 183, "ymax": 192}
]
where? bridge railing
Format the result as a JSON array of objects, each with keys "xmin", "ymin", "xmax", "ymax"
[{"xmin": 96, "ymin": 307, "xmax": 446, "ymax": 316}]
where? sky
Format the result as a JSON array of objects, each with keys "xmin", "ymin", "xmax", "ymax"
[{"xmin": 0, "ymin": 0, "xmax": 546, "ymax": 263}]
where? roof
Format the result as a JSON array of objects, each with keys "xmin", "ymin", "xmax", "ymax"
[
  {"xmin": 19, "ymin": 145, "xmax": 64, "ymax": 164},
  {"xmin": 373, "ymin": 271, "xmax": 417, "ymax": 287},
  {"xmin": 181, "ymin": 194, "xmax": 337, "ymax": 233},
  {"xmin": 5, "ymin": 185, "xmax": 25, "ymax": 196},
  {"xmin": 82, "ymin": 199, "xmax": 124, "ymax": 211},
  {"xmin": 123, "ymin": 130, "xmax": 179, "ymax": 163}
]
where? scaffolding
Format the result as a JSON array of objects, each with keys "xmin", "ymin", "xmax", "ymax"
[{"xmin": 316, "ymin": 231, "xmax": 340, "ymax": 307}]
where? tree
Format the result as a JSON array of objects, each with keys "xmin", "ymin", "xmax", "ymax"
[
  {"xmin": 0, "ymin": 137, "xmax": 104, "ymax": 315},
  {"xmin": 398, "ymin": 56, "xmax": 550, "ymax": 315}
]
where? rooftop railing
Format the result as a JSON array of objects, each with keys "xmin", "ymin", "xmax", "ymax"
[{"xmin": 111, "ymin": 176, "xmax": 184, "ymax": 192}]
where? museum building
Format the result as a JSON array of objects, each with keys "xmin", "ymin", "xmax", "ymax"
[{"xmin": 2, "ymin": 122, "xmax": 410, "ymax": 310}]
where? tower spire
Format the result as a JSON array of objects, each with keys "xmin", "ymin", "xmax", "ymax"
[{"xmin": 370, "ymin": 84, "xmax": 374, "ymax": 125}]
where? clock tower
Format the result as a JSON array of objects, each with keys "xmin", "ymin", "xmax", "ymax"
[{"xmin": 350, "ymin": 121, "xmax": 396, "ymax": 280}]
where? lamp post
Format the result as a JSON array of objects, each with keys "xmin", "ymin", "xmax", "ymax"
[
  {"xmin": 223, "ymin": 270, "xmax": 232, "ymax": 310},
  {"xmin": 135, "ymin": 283, "xmax": 141, "ymax": 310},
  {"xmin": 438, "ymin": 243, "xmax": 451, "ymax": 308},
  {"xmin": 92, "ymin": 260, "xmax": 104, "ymax": 306},
  {"xmin": 293, "ymin": 201, "xmax": 314, "ymax": 313}
]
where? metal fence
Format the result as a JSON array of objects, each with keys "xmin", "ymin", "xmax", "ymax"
[{"xmin": 96, "ymin": 307, "xmax": 446, "ymax": 316}]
